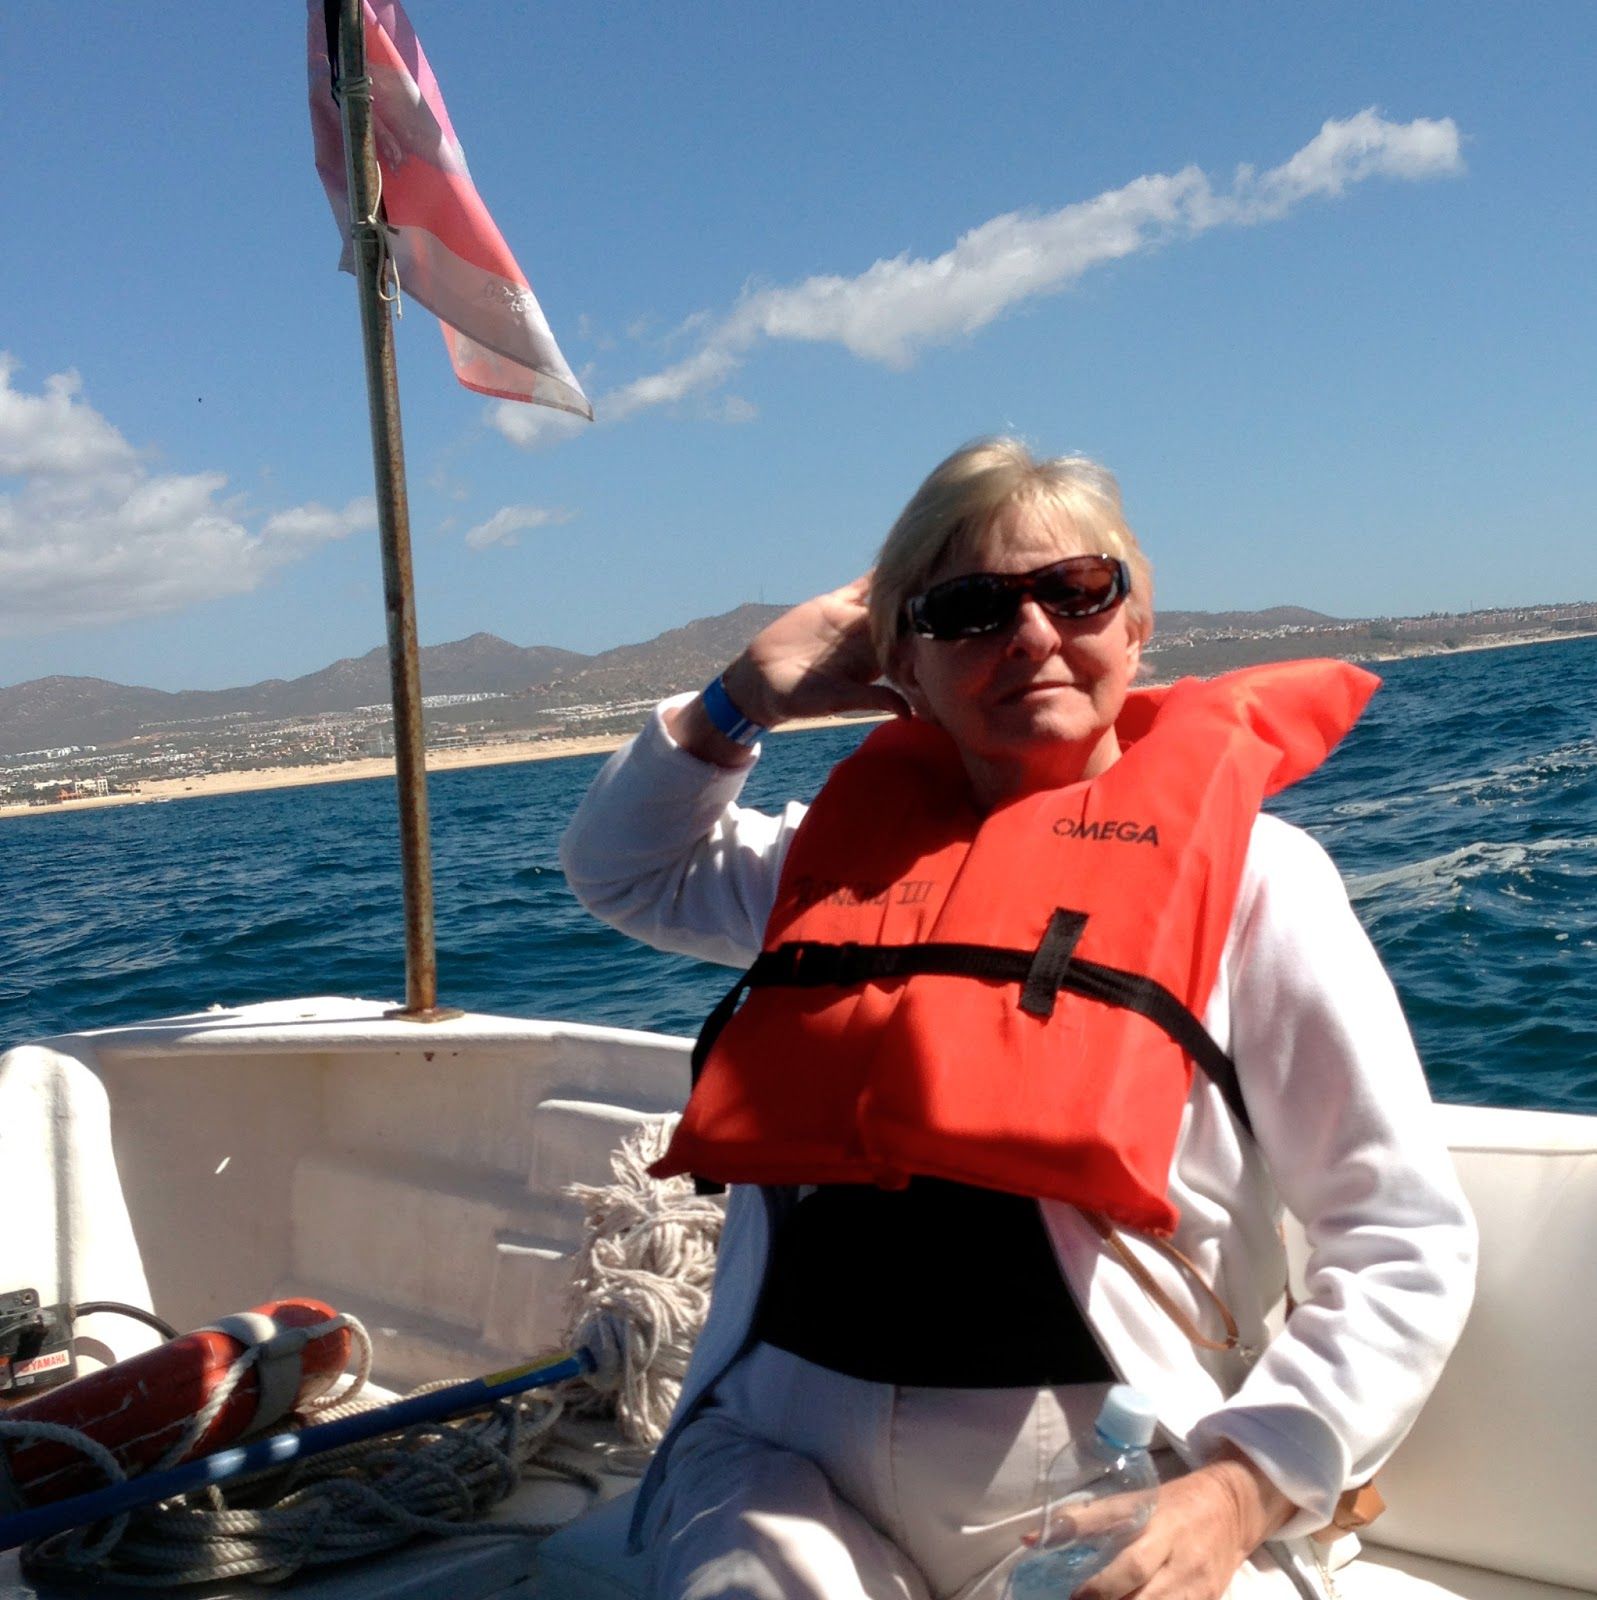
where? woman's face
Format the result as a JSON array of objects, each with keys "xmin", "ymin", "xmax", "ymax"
[{"xmin": 892, "ymin": 502, "xmax": 1143, "ymax": 808}]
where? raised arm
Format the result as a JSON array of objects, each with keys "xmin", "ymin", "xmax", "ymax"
[
  {"xmin": 667, "ymin": 576, "xmax": 908, "ymax": 767},
  {"xmin": 561, "ymin": 577, "xmax": 905, "ymax": 966}
]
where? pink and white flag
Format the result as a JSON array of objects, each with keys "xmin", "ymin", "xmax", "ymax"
[{"xmin": 309, "ymin": 0, "xmax": 591, "ymax": 416}]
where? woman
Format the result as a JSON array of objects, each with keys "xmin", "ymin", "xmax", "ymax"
[{"xmin": 560, "ymin": 439, "xmax": 1476, "ymax": 1600}]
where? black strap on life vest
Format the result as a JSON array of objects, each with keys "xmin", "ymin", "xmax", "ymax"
[{"xmin": 689, "ymin": 906, "xmax": 1252, "ymax": 1176}]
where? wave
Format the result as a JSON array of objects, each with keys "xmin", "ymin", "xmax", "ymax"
[
  {"xmin": 1421, "ymin": 736, "xmax": 1597, "ymax": 800},
  {"xmin": 1346, "ymin": 836, "xmax": 1597, "ymax": 904}
]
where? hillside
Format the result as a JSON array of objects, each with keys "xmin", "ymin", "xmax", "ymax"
[{"xmin": 3, "ymin": 599, "xmax": 1594, "ymax": 756}]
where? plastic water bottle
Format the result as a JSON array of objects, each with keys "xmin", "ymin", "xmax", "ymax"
[{"xmin": 1007, "ymin": 1385, "xmax": 1160, "ymax": 1598}]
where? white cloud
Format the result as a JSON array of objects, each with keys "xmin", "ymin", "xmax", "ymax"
[
  {"xmin": 1235, "ymin": 108, "xmax": 1465, "ymax": 217},
  {"xmin": 259, "ymin": 500, "xmax": 375, "ymax": 546},
  {"xmin": 0, "ymin": 358, "xmax": 373, "ymax": 635},
  {"xmin": 0, "ymin": 356, "xmax": 138, "ymax": 480},
  {"xmin": 491, "ymin": 109, "xmax": 1461, "ymax": 445},
  {"xmin": 603, "ymin": 346, "xmax": 744, "ymax": 421},
  {"xmin": 463, "ymin": 503, "xmax": 574, "ymax": 550},
  {"xmin": 488, "ymin": 401, "xmax": 590, "ymax": 451}
]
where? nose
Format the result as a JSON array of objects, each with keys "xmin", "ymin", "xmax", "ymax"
[{"xmin": 1006, "ymin": 597, "xmax": 1063, "ymax": 659}]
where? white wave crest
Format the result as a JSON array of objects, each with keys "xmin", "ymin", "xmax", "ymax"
[
  {"xmin": 1423, "ymin": 737, "xmax": 1597, "ymax": 801},
  {"xmin": 1346, "ymin": 836, "xmax": 1597, "ymax": 904}
]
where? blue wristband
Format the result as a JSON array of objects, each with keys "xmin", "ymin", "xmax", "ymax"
[{"xmin": 700, "ymin": 674, "xmax": 765, "ymax": 746}]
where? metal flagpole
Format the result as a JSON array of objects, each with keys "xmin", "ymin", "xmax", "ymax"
[{"xmin": 333, "ymin": 0, "xmax": 456, "ymax": 1021}]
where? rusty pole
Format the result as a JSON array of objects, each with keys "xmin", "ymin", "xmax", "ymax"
[{"xmin": 335, "ymin": 0, "xmax": 455, "ymax": 1021}]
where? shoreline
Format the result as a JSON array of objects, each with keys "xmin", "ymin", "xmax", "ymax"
[
  {"xmin": 1350, "ymin": 627, "xmax": 1597, "ymax": 665},
  {"xmin": 5, "ymin": 628, "xmax": 1593, "ymax": 822},
  {"xmin": 0, "ymin": 714, "xmax": 885, "ymax": 821}
]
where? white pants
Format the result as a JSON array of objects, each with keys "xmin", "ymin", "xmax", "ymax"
[{"xmin": 644, "ymin": 1342, "xmax": 1136, "ymax": 1600}]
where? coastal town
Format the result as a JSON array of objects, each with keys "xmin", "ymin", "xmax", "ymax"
[
  {"xmin": 2, "ymin": 598, "xmax": 1593, "ymax": 815},
  {"xmin": 0, "ymin": 695, "xmax": 662, "ymax": 810}
]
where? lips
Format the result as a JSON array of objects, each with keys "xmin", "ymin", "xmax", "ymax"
[{"xmin": 1000, "ymin": 679, "xmax": 1076, "ymax": 703}]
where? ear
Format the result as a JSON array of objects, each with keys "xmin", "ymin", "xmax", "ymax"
[
  {"xmin": 1125, "ymin": 630, "xmax": 1143, "ymax": 682},
  {"xmin": 888, "ymin": 636, "xmax": 934, "ymax": 721}
]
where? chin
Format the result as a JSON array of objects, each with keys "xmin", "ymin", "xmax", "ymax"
[
  {"xmin": 1011, "ymin": 703, "xmax": 1102, "ymax": 747},
  {"xmin": 1012, "ymin": 706, "xmax": 1119, "ymax": 762}
]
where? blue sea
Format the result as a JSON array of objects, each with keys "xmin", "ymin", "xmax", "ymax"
[{"xmin": 3, "ymin": 638, "xmax": 1594, "ymax": 1111}]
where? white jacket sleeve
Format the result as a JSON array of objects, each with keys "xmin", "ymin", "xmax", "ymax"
[
  {"xmin": 1188, "ymin": 817, "xmax": 1478, "ymax": 1537},
  {"xmin": 558, "ymin": 694, "xmax": 801, "ymax": 970}
]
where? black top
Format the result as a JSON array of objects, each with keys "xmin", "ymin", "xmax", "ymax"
[{"xmin": 754, "ymin": 1176, "xmax": 1113, "ymax": 1387}]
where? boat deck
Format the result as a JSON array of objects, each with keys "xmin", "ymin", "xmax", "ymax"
[{"xmin": 3, "ymin": 1001, "xmax": 1595, "ymax": 1599}]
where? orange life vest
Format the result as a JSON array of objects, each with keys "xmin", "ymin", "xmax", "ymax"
[{"xmin": 651, "ymin": 659, "xmax": 1379, "ymax": 1233}]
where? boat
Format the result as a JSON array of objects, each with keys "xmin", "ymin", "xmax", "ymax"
[
  {"xmin": 4, "ymin": 6, "xmax": 1593, "ymax": 1598},
  {"xmin": 2, "ymin": 1000, "xmax": 1594, "ymax": 1599}
]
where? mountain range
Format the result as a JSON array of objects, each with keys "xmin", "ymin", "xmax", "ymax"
[
  {"xmin": 0, "ymin": 605, "xmax": 791, "ymax": 753},
  {"xmin": 4, "ymin": 598, "xmax": 1589, "ymax": 755}
]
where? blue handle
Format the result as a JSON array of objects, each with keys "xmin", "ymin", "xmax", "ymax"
[{"xmin": 0, "ymin": 1347, "xmax": 594, "ymax": 1552}]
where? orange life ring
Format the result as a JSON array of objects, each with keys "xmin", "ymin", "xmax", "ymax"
[{"xmin": 0, "ymin": 1297, "xmax": 352, "ymax": 1506}]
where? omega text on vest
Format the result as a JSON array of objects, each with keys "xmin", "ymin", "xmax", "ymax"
[{"xmin": 1051, "ymin": 817, "xmax": 1161, "ymax": 846}]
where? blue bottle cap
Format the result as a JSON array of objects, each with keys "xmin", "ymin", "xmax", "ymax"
[{"xmin": 1096, "ymin": 1385, "xmax": 1158, "ymax": 1449}]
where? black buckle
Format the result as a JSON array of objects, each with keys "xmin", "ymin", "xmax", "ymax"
[
  {"xmin": 1019, "ymin": 909, "xmax": 1089, "ymax": 1018},
  {"xmin": 764, "ymin": 941, "xmax": 865, "ymax": 988}
]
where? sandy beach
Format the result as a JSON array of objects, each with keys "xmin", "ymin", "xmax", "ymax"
[{"xmin": 0, "ymin": 714, "xmax": 887, "ymax": 821}]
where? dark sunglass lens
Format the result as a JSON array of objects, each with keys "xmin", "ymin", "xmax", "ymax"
[
  {"xmin": 911, "ymin": 559, "xmax": 1123, "ymax": 636},
  {"xmin": 923, "ymin": 576, "xmax": 1015, "ymax": 636},
  {"xmin": 1034, "ymin": 560, "xmax": 1120, "ymax": 616}
]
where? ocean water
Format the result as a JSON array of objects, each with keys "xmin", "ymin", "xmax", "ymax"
[{"xmin": 2, "ymin": 637, "xmax": 1593, "ymax": 1111}]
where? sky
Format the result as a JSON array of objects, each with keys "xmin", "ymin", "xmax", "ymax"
[{"xmin": 1, "ymin": 2, "xmax": 1593, "ymax": 693}]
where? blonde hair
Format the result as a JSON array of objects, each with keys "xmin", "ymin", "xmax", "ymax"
[{"xmin": 868, "ymin": 438, "xmax": 1154, "ymax": 666}]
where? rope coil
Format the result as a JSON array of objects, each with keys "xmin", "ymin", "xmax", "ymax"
[{"xmin": 563, "ymin": 1114, "xmax": 724, "ymax": 1452}]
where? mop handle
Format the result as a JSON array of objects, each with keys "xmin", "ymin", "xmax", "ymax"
[{"xmin": 0, "ymin": 1347, "xmax": 595, "ymax": 1553}]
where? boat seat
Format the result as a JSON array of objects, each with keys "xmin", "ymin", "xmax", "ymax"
[{"xmin": 1320, "ymin": 1103, "xmax": 1597, "ymax": 1600}]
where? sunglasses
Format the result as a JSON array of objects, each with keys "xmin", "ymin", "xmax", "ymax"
[{"xmin": 903, "ymin": 554, "xmax": 1131, "ymax": 640}]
